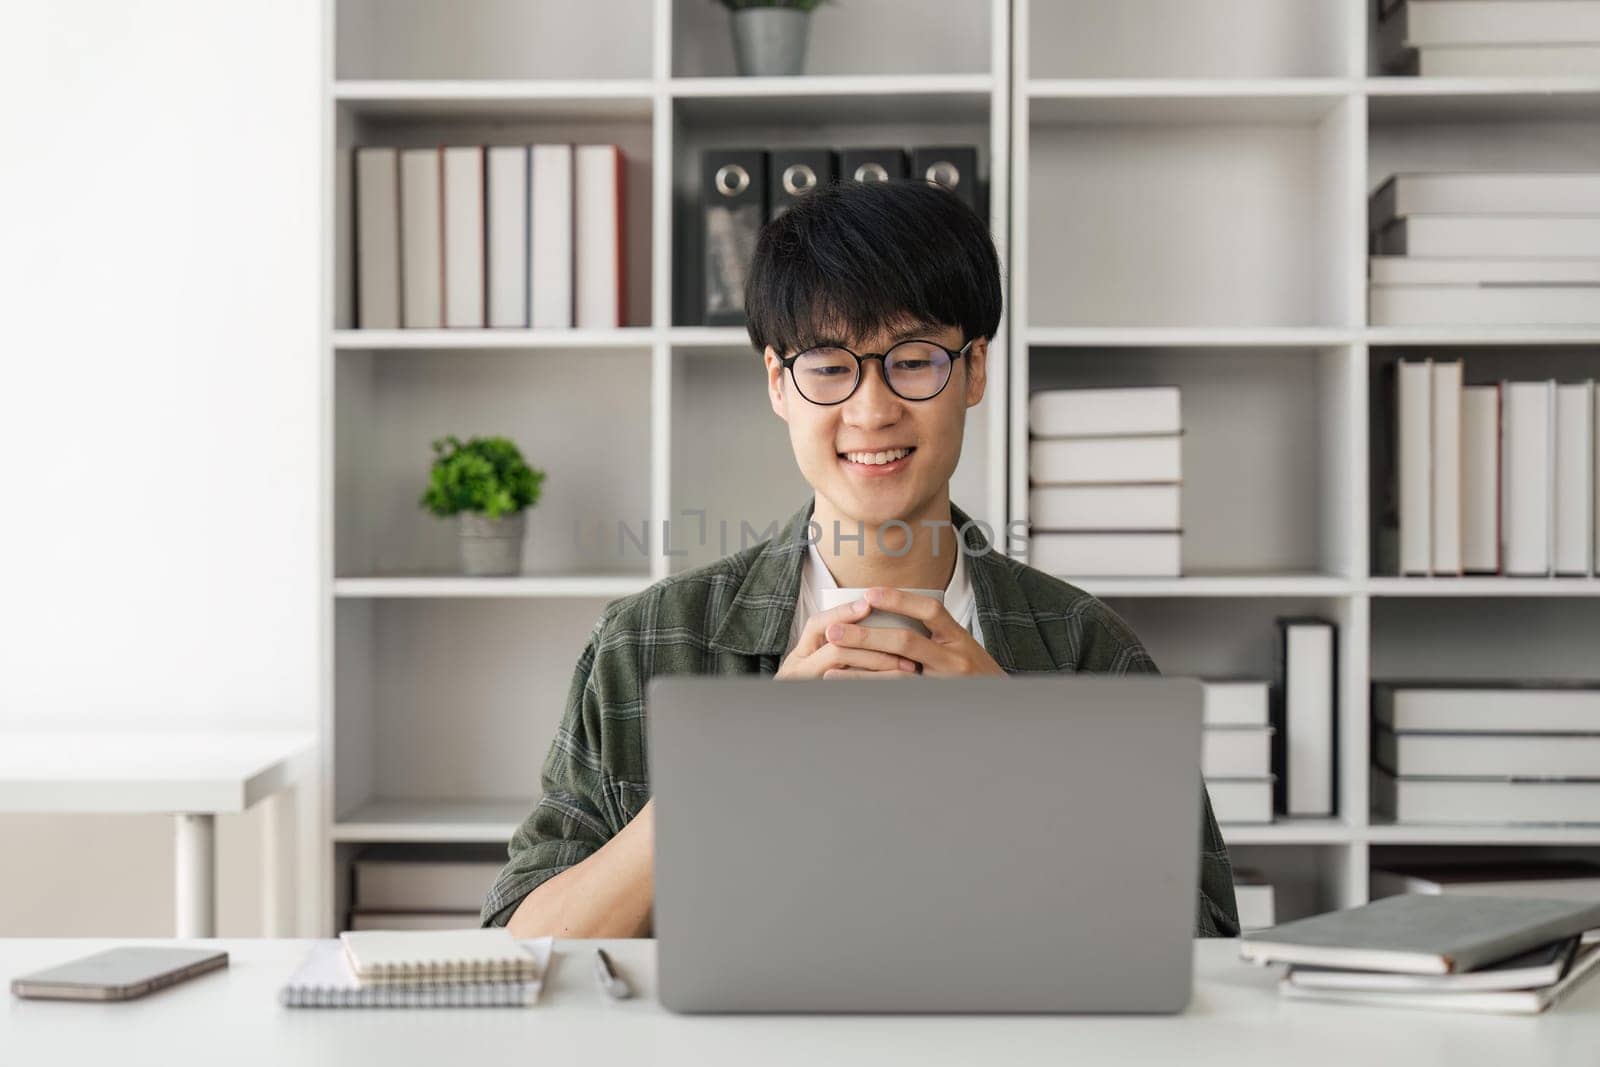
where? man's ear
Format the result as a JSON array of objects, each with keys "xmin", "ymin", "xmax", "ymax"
[
  {"xmin": 964, "ymin": 337, "xmax": 988, "ymax": 408},
  {"xmin": 765, "ymin": 347, "xmax": 789, "ymax": 422}
]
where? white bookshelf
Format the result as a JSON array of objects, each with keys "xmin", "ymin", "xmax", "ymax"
[{"xmin": 317, "ymin": 0, "xmax": 1600, "ymax": 932}]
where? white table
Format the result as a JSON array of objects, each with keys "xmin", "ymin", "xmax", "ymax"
[
  {"xmin": 3, "ymin": 938, "xmax": 1598, "ymax": 1066},
  {"xmin": 0, "ymin": 731, "xmax": 316, "ymax": 938}
]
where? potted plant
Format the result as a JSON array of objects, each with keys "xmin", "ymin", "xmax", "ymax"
[
  {"xmin": 419, "ymin": 435, "xmax": 546, "ymax": 577},
  {"xmin": 714, "ymin": 0, "xmax": 832, "ymax": 77}
]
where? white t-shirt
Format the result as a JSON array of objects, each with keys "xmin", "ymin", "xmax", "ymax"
[{"xmin": 783, "ymin": 539, "xmax": 982, "ymax": 659}]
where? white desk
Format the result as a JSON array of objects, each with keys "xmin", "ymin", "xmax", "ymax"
[
  {"xmin": 3, "ymin": 939, "xmax": 1598, "ymax": 1066},
  {"xmin": 0, "ymin": 731, "xmax": 316, "ymax": 938}
]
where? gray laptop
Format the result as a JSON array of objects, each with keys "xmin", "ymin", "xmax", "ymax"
[{"xmin": 647, "ymin": 674, "xmax": 1204, "ymax": 1014}]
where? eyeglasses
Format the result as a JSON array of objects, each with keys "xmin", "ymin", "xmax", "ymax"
[{"xmin": 780, "ymin": 337, "xmax": 973, "ymax": 406}]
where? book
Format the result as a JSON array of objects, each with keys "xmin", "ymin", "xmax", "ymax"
[
  {"xmin": 339, "ymin": 928, "xmax": 543, "ymax": 985},
  {"xmin": 911, "ymin": 145, "xmax": 980, "ymax": 212},
  {"xmin": 702, "ymin": 148, "xmax": 765, "ymax": 326},
  {"xmin": 1281, "ymin": 943, "xmax": 1600, "ymax": 1015},
  {"xmin": 354, "ymin": 147, "xmax": 400, "ymax": 329},
  {"xmin": 1203, "ymin": 727, "xmax": 1273, "ymax": 778},
  {"xmin": 1028, "ymin": 485, "xmax": 1181, "ymax": 531},
  {"xmin": 1502, "ymin": 380, "xmax": 1556, "ymax": 576},
  {"xmin": 348, "ymin": 912, "xmax": 485, "ymax": 932},
  {"xmin": 1370, "ymin": 173, "xmax": 1600, "ymax": 229},
  {"xmin": 1028, "ymin": 387, "xmax": 1182, "ymax": 438},
  {"xmin": 486, "ymin": 145, "xmax": 528, "ymax": 328},
  {"xmin": 1375, "ymin": 728, "xmax": 1600, "ymax": 778},
  {"xmin": 399, "ymin": 147, "xmax": 443, "ymax": 329},
  {"xmin": 575, "ymin": 144, "xmax": 624, "ymax": 329},
  {"xmin": 353, "ymin": 843, "xmax": 507, "ymax": 912},
  {"xmin": 1029, "ymin": 435, "xmax": 1182, "ymax": 485},
  {"xmin": 1380, "ymin": 2, "xmax": 1600, "ymax": 48},
  {"xmin": 1555, "ymin": 382, "xmax": 1595, "ymax": 575},
  {"xmin": 1420, "ymin": 44, "xmax": 1600, "ymax": 76},
  {"xmin": 1372, "ymin": 859, "xmax": 1600, "ymax": 902},
  {"xmin": 1432, "ymin": 360, "xmax": 1462, "ymax": 575},
  {"xmin": 1373, "ymin": 767, "xmax": 1600, "ymax": 825},
  {"xmin": 1202, "ymin": 680, "xmax": 1271, "ymax": 728},
  {"xmin": 1376, "ymin": 216, "xmax": 1600, "ymax": 258},
  {"xmin": 1204, "ymin": 778, "xmax": 1274, "ymax": 824},
  {"xmin": 1370, "ymin": 256, "xmax": 1600, "ymax": 286},
  {"xmin": 1398, "ymin": 359, "xmax": 1431, "ymax": 575},
  {"xmin": 1374, "ymin": 682, "xmax": 1600, "ymax": 733},
  {"xmin": 1238, "ymin": 893, "xmax": 1600, "ymax": 975},
  {"xmin": 442, "ymin": 146, "xmax": 485, "ymax": 328},
  {"xmin": 1027, "ymin": 532, "xmax": 1180, "ymax": 577},
  {"xmin": 1370, "ymin": 285, "xmax": 1600, "ymax": 326},
  {"xmin": 530, "ymin": 144, "xmax": 574, "ymax": 329},
  {"xmin": 1233, "ymin": 869, "xmax": 1277, "ymax": 932},
  {"xmin": 1289, "ymin": 937, "xmax": 1579, "ymax": 994},
  {"xmin": 1275, "ymin": 618, "xmax": 1336, "ymax": 818},
  {"xmin": 767, "ymin": 148, "xmax": 836, "ymax": 221},
  {"xmin": 1461, "ymin": 385, "xmax": 1501, "ymax": 573},
  {"xmin": 280, "ymin": 939, "xmax": 552, "ymax": 1009}
]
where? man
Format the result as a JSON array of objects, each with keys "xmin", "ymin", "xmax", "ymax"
[{"xmin": 480, "ymin": 179, "xmax": 1240, "ymax": 938}]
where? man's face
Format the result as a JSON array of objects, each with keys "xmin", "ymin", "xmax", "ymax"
[{"xmin": 765, "ymin": 319, "xmax": 987, "ymax": 527}]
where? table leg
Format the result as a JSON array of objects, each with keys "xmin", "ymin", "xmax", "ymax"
[{"xmin": 174, "ymin": 813, "xmax": 216, "ymax": 938}]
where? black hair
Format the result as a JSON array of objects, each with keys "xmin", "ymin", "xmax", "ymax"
[{"xmin": 743, "ymin": 178, "xmax": 1003, "ymax": 358}]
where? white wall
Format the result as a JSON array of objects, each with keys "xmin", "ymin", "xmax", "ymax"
[{"xmin": 0, "ymin": 1, "xmax": 323, "ymax": 934}]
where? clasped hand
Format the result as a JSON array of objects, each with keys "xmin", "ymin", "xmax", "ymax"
[{"xmin": 775, "ymin": 587, "xmax": 1006, "ymax": 679}]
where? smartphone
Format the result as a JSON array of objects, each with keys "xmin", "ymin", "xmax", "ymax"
[{"xmin": 10, "ymin": 947, "xmax": 228, "ymax": 1001}]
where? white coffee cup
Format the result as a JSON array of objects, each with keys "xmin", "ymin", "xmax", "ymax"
[{"xmin": 819, "ymin": 587, "xmax": 945, "ymax": 638}]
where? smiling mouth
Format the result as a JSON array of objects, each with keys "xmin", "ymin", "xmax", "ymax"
[{"xmin": 839, "ymin": 446, "xmax": 916, "ymax": 466}]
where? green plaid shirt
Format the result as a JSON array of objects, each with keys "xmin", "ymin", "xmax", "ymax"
[{"xmin": 482, "ymin": 498, "xmax": 1240, "ymax": 937}]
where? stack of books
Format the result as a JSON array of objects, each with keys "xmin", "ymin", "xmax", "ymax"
[
  {"xmin": 1373, "ymin": 859, "xmax": 1600, "ymax": 902},
  {"xmin": 1373, "ymin": 681, "xmax": 1600, "ymax": 824},
  {"xmin": 281, "ymin": 928, "xmax": 552, "ymax": 1009},
  {"xmin": 1389, "ymin": 359, "xmax": 1598, "ymax": 576},
  {"xmin": 1202, "ymin": 680, "xmax": 1274, "ymax": 824},
  {"xmin": 354, "ymin": 143, "xmax": 626, "ymax": 330},
  {"xmin": 1233, "ymin": 867, "xmax": 1278, "ymax": 933},
  {"xmin": 346, "ymin": 844, "xmax": 505, "ymax": 931},
  {"xmin": 1378, "ymin": 0, "xmax": 1600, "ymax": 76},
  {"xmin": 1027, "ymin": 387, "xmax": 1183, "ymax": 577},
  {"xmin": 1369, "ymin": 172, "xmax": 1600, "ymax": 326}
]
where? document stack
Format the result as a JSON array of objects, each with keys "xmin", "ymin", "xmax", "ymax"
[
  {"xmin": 353, "ymin": 143, "xmax": 626, "ymax": 330},
  {"xmin": 1369, "ymin": 172, "xmax": 1600, "ymax": 326},
  {"xmin": 1027, "ymin": 387, "xmax": 1183, "ymax": 577},
  {"xmin": 1243, "ymin": 895, "xmax": 1600, "ymax": 1015},
  {"xmin": 1389, "ymin": 359, "xmax": 1599, "ymax": 576},
  {"xmin": 1202, "ymin": 680, "xmax": 1274, "ymax": 825},
  {"xmin": 1373, "ymin": 682, "xmax": 1600, "ymax": 824},
  {"xmin": 1378, "ymin": 0, "xmax": 1600, "ymax": 76},
  {"xmin": 345, "ymin": 844, "xmax": 505, "ymax": 931}
]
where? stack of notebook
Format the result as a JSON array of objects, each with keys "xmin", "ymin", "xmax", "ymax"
[
  {"xmin": 1378, "ymin": 0, "xmax": 1600, "ymax": 76},
  {"xmin": 1240, "ymin": 894, "xmax": 1600, "ymax": 1014},
  {"xmin": 280, "ymin": 928, "xmax": 552, "ymax": 1009},
  {"xmin": 1201, "ymin": 680, "xmax": 1275, "ymax": 825}
]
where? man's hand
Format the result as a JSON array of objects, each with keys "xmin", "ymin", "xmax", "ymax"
[
  {"xmin": 776, "ymin": 596, "xmax": 920, "ymax": 679},
  {"xmin": 823, "ymin": 586, "xmax": 1006, "ymax": 678}
]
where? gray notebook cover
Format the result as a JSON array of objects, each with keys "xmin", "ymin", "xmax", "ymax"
[{"xmin": 1240, "ymin": 894, "xmax": 1600, "ymax": 974}]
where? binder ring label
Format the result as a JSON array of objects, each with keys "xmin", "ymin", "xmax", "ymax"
[
  {"xmin": 924, "ymin": 161, "xmax": 961, "ymax": 189},
  {"xmin": 853, "ymin": 162, "xmax": 890, "ymax": 183},
  {"xmin": 782, "ymin": 164, "xmax": 818, "ymax": 196},
  {"xmin": 714, "ymin": 164, "xmax": 751, "ymax": 198}
]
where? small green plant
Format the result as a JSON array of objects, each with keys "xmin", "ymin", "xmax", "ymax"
[
  {"xmin": 419, "ymin": 435, "xmax": 545, "ymax": 520},
  {"xmin": 714, "ymin": 0, "xmax": 831, "ymax": 10}
]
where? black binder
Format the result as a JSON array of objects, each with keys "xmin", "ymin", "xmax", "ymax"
[
  {"xmin": 701, "ymin": 149, "xmax": 767, "ymax": 326},
  {"xmin": 838, "ymin": 147, "xmax": 907, "ymax": 184},
  {"xmin": 768, "ymin": 148, "xmax": 837, "ymax": 221},
  {"xmin": 910, "ymin": 145, "xmax": 980, "ymax": 212}
]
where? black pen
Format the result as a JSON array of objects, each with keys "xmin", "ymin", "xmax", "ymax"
[{"xmin": 593, "ymin": 947, "xmax": 633, "ymax": 1000}]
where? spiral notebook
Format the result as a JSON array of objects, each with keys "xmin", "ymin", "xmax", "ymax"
[
  {"xmin": 339, "ymin": 928, "xmax": 544, "ymax": 984},
  {"xmin": 280, "ymin": 937, "xmax": 553, "ymax": 1009}
]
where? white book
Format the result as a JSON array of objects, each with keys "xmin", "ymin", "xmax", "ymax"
[
  {"xmin": 442, "ymin": 146, "xmax": 485, "ymax": 328},
  {"xmin": 1377, "ymin": 730, "xmax": 1600, "ymax": 778},
  {"xmin": 1461, "ymin": 385, "xmax": 1501, "ymax": 573},
  {"xmin": 1374, "ymin": 768, "xmax": 1600, "ymax": 826},
  {"xmin": 486, "ymin": 146, "xmax": 529, "ymax": 328},
  {"xmin": 1281, "ymin": 945, "xmax": 1600, "ymax": 1014},
  {"xmin": 1385, "ymin": 2, "xmax": 1600, "ymax": 47},
  {"xmin": 1202, "ymin": 680, "xmax": 1271, "ymax": 727},
  {"xmin": 354, "ymin": 147, "xmax": 400, "ymax": 329},
  {"xmin": 1398, "ymin": 359, "xmax": 1432, "ymax": 576},
  {"xmin": 1432, "ymin": 361, "xmax": 1463, "ymax": 575},
  {"xmin": 1370, "ymin": 256, "xmax": 1600, "ymax": 286},
  {"xmin": 1374, "ymin": 683, "xmax": 1600, "ymax": 733},
  {"xmin": 530, "ymin": 144, "xmax": 574, "ymax": 329},
  {"xmin": 1370, "ymin": 285, "xmax": 1600, "ymax": 327},
  {"xmin": 575, "ymin": 144, "xmax": 624, "ymax": 329},
  {"xmin": 1371, "ymin": 860, "xmax": 1600, "ymax": 902},
  {"xmin": 1204, "ymin": 779, "xmax": 1274, "ymax": 824},
  {"xmin": 1029, "ymin": 435, "xmax": 1182, "ymax": 485},
  {"xmin": 353, "ymin": 846, "xmax": 506, "ymax": 911},
  {"xmin": 1233, "ymin": 876, "xmax": 1277, "ymax": 933},
  {"xmin": 1027, "ymin": 532, "xmax": 1180, "ymax": 577},
  {"xmin": 340, "ymin": 928, "xmax": 541, "ymax": 985},
  {"xmin": 1501, "ymin": 380, "xmax": 1556, "ymax": 576},
  {"xmin": 1203, "ymin": 727, "xmax": 1273, "ymax": 779},
  {"xmin": 1028, "ymin": 387, "xmax": 1181, "ymax": 437},
  {"xmin": 1282, "ymin": 619, "xmax": 1335, "ymax": 818},
  {"xmin": 399, "ymin": 148, "xmax": 443, "ymax": 329},
  {"xmin": 1371, "ymin": 173, "xmax": 1600, "ymax": 230},
  {"xmin": 1554, "ymin": 381, "xmax": 1595, "ymax": 575},
  {"xmin": 1376, "ymin": 216, "xmax": 1600, "ymax": 258},
  {"xmin": 1028, "ymin": 485, "xmax": 1181, "ymax": 531},
  {"xmin": 1420, "ymin": 44, "xmax": 1600, "ymax": 76},
  {"xmin": 348, "ymin": 912, "xmax": 485, "ymax": 931}
]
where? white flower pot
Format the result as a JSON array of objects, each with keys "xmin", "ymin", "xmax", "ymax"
[{"xmin": 457, "ymin": 512, "xmax": 526, "ymax": 576}]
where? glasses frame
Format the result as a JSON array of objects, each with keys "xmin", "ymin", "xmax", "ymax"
[{"xmin": 779, "ymin": 337, "xmax": 974, "ymax": 406}]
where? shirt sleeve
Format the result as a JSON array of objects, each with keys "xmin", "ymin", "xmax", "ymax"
[{"xmin": 480, "ymin": 614, "xmax": 618, "ymax": 928}]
